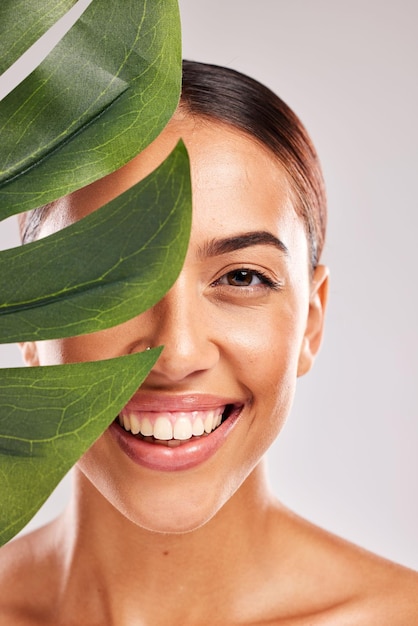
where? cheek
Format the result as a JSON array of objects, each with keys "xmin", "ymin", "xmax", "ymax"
[
  {"xmin": 223, "ymin": 300, "xmax": 306, "ymax": 388},
  {"xmin": 35, "ymin": 329, "xmax": 123, "ymax": 365},
  {"xmin": 35, "ymin": 339, "xmax": 67, "ymax": 365},
  {"xmin": 224, "ymin": 301, "xmax": 306, "ymax": 441}
]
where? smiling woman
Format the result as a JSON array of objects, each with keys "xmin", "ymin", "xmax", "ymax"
[{"xmin": 1, "ymin": 61, "xmax": 417, "ymax": 625}]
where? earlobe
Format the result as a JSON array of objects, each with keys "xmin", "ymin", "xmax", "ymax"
[
  {"xmin": 297, "ymin": 265, "xmax": 329, "ymax": 377},
  {"xmin": 19, "ymin": 342, "xmax": 40, "ymax": 367}
]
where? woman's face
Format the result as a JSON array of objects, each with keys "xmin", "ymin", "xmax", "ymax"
[{"xmin": 22, "ymin": 115, "xmax": 328, "ymax": 533}]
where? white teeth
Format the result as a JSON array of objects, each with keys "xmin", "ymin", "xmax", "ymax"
[
  {"xmin": 141, "ymin": 417, "xmax": 153, "ymax": 437},
  {"xmin": 153, "ymin": 416, "xmax": 173, "ymax": 440},
  {"xmin": 119, "ymin": 406, "xmax": 228, "ymax": 441},
  {"xmin": 130, "ymin": 413, "xmax": 141, "ymax": 435},
  {"xmin": 192, "ymin": 416, "xmax": 205, "ymax": 436},
  {"xmin": 204, "ymin": 412, "xmax": 214, "ymax": 434},
  {"xmin": 123, "ymin": 414, "xmax": 131, "ymax": 431},
  {"xmin": 173, "ymin": 417, "xmax": 193, "ymax": 440}
]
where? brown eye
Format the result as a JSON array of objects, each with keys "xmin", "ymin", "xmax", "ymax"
[
  {"xmin": 213, "ymin": 268, "xmax": 280, "ymax": 292},
  {"xmin": 225, "ymin": 270, "xmax": 259, "ymax": 286}
]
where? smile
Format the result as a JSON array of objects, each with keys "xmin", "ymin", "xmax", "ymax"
[
  {"xmin": 117, "ymin": 405, "xmax": 235, "ymax": 447},
  {"xmin": 110, "ymin": 398, "xmax": 243, "ymax": 471}
]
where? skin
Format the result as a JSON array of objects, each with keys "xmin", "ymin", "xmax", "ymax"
[{"xmin": 0, "ymin": 114, "xmax": 417, "ymax": 625}]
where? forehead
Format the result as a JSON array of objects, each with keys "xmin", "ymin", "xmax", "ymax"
[{"xmin": 39, "ymin": 116, "xmax": 307, "ymax": 263}]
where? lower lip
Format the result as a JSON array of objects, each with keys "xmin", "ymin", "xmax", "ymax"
[{"xmin": 109, "ymin": 407, "xmax": 242, "ymax": 472}]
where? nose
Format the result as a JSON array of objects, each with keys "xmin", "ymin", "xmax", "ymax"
[{"xmin": 136, "ymin": 274, "xmax": 220, "ymax": 383}]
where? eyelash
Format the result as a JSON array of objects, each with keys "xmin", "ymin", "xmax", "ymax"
[{"xmin": 212, "ymin": 268, "xmax": 282, "ymax": 291}]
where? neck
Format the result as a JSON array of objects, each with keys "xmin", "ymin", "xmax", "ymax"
[{"xmin": 56, "ymin": 461, "xmax": 279, "ymax": 625}]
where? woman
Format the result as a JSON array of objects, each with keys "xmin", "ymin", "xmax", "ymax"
[{"xmin": 1, "ymin": 61, "xmax": 417, "ymax": 624}]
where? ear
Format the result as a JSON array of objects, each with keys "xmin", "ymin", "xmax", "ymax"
[
  {"xmin": 19, "ymin": 342, "xmax": 40, "ymax": 367},
  {"xmin": 297, "ymin": 265, "xmax": 329, "ymax": 377}
]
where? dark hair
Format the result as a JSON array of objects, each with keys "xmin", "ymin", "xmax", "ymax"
[
  {"xmin": 180, "ymin": 60, "xmax": 326, "ymax": 269},
  {"xmin": 20, "ymin": 60, "xmax": 327, "ymax": 268}
]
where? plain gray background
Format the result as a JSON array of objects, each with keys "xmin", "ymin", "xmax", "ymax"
[{"xmin": 0, "ymin": 0, "xmax": 417, "ymax": 570}]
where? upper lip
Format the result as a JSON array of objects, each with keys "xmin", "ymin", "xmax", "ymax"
[{"xmin": 122, "ymin": 393, "xmax": 243, "ymax": 413}]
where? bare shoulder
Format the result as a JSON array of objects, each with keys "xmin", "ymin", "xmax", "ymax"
[
  {"xmin": 329, "ymin": 543, "xmax": 418, "ymax": 625},
  {"xmin": 0, "ymin": 523, "xmax": 60, "ymax": 625},
  {"xmin": 267, "ymin": 506, "xmax": 418, "ymax": 625}
]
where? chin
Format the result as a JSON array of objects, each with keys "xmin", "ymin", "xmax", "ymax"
[
  {"xmin": 126, "ymin": 503, "xmax": 218, "ymax": 535},
  {"xmin": 120, "ymin": 471, "xmax": 240, "ymax": 535},
  {"xmin": 76, "ymin": 449, "xmax": 242, "ymax": 537}
]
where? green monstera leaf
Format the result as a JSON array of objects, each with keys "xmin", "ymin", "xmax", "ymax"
[
  {"xmin": 0, "ymin": 0, "xmax": 190, "ymax": 545},
  {"xmin": 0, "ymin": 142, "xmax": 191, "ymax": 343},
  {"xmin": 0, "ymin": 349, "xmax": 161, "ymax": 546},
  {"xmin": 0, "ymin": 0, "xmax": 79, "ymax": 74},
  {"xmin": 0, "ymin": 0, "xmax": 182, "ymax": 219}
]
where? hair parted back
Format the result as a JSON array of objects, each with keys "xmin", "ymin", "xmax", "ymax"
[
  {"xmin": 20, "ymin": 60, "xmax": 326, "ymax": 268},
  {"xmin": 180, "ymin": 60, "xmax": 327, "ymax": 269}
]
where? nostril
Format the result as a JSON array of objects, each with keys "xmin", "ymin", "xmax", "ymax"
[{"xmin": 147, "ymin": 339, "xmax": 220, "ymax": 384}]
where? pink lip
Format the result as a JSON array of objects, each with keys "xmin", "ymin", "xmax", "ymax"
[
  {"xmin": 108, "ymin": 396, "xmax": 243, "ymax": 472},
  {"xmin": 122, "ymin": 393, "xmax": 238, "ymax": 412}
]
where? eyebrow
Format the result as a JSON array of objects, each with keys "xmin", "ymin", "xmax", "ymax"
[{"xmin": 198, "ymin": 230, "xmax": 289, "ymax": 258}]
